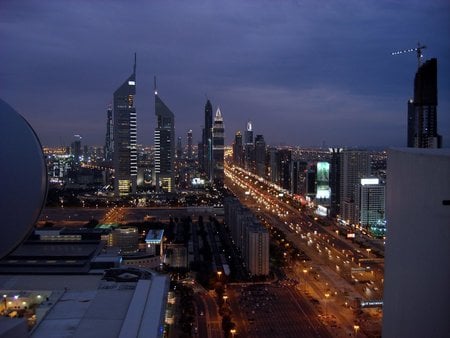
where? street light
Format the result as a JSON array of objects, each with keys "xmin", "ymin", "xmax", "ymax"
[
  {"xmin": 230, "ymin": 329, "xmax": 237, "ymax": 337},
  {"xmin": 353, "ymin": 324, "xmax": 360, "ymax": 337}
]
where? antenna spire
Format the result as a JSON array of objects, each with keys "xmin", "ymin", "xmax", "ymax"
[
  {"xmin": 154, "ymin": 76, "xmax": 157, "ymax": 95},
  {"xmin": 133, "ymin": 53, "xmax": 136, "ymax": 75}
]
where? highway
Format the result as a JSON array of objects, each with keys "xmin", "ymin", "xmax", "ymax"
[{"xmin": 225, "ymin": 163, "xmax": 383, "ymax": 336}]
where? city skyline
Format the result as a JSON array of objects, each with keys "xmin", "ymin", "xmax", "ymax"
[{"xmin": 1, "ymin": 1, "xmax": 449, "ymax": 147}]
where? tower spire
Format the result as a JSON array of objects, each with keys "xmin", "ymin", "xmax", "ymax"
[
  {"xmin": 133, "ymin": 52, "xmax": 136, "ymax": 75},
  {"xmin": 154, "ymin": 76, "xmax": 157, "ymax": 95}
]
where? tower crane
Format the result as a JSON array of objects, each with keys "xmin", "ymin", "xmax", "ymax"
[{"xmin": 391, "ymin": 42, "xmax": 426, "ymax": 69}]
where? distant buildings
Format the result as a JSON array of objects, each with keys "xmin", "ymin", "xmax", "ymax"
[
  {"xmin": 187, "ymin": 129, "xmax": 193, "ymax": 160},
  {"xmin": 407, "ymin": 58, "xmax": 442, "ymax": 148},
  {"xmin": 202, "ymin": 100, "xmax": 213, "ymax": 179},
  {"xmin": 154, "ymin": 85, "xmax": 175, "ymax": 193},
  {"xmin": 212, "ymin": 108, "xmax": 224, "ymax": 186},
  {"xmin": 104, "ymin": 105, "xmax": 113, "ymax": 162},
  {"xmin": 244, "ymin": 121, "xmax": 254, "ymax": 170},
  {"xmin": 113, "ymin": 56, "xmax": 137, "ymax": 196}
]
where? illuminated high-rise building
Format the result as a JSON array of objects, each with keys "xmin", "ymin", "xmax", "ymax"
[
  {"xmin": 113, "ymin": 55, "xmax": 137, "ymax": 196},
  {"xmin": 176, "ymin": 136, "xmax": 182, "ymax": 159},
  {"xmin": 254, "ymin": 134, "xmax": 266, "ymax": 177},
  {"xmin": 358, "ymin": 178, "xmax": 385, "ymax": 229},
  {"xmin": 154, "ymin": 81, "xmax": 175, "ymax": 193},
  {"xmin": 329, "ymin": 148, "xmax": 343, "ymax": 218},
  {"xmin": 340, "ymin": 150, "xmax": 370, "ymax": 224},
  {"xmin": 104, "ymin": 105, "xmax": 113, "ymax": 162},
  {"xmin": 187, "ymin": 129, "xmax": 193, "ymax": 159},
  {"xmin": 212, "ymin": 108, "xmax": 224, "ymax": 186},
  {"xmin": 233, "ymin": 131, "xmax": 243, "ymax": 166},
  {"xmin": 202, "ymin": 100, "xmax": 213, "ymax": 179},
  {"xmin": 244, "ymin": 121, "xmax": 254, "ymax": 170},
  {"xmin": 408, "ymin": 58, "xmax": 442, "ymax": 148}
]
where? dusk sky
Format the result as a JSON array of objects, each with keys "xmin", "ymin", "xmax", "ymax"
[{"xmin": 1, "ymin": 0, "xmax": 449, "ymax": 148}]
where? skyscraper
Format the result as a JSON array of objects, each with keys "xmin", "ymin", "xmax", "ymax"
[
  {"xmin": 244, "ymin": 121, "xmax": 254, "ymax": 170},
  {"xmin": 202, "ymin": 100, "xmax": 213, "ymax": 179},
  {"xmin": 408, "ymin": 58, "xmax": 442, "ymax": 148},
  {"xmin": 212, "ymin": 107, "xmax": 224, "ymax": 186},
  {"xmin": 176, "ymin": 136, "xmax": 182, "ymax": 159},
  {"xmin": 254, "ymin": 134, "xmax": 266, "ymax": 177},
  {"xmin": 104, "ymin": 105, "xmax": 113, "ymax": 162},
  {"xmin": 187, "ymin": 129, "xmax": 193, "ymax": 160},
  {"xmin": 233, "ymin": 131, "xmax": 243, "ymax": 166},
  {"xmin": 358, "ymin": 178, "xmax": 385, "ymax": 229},
  {"xmin": 339, "ymin": 150, "xmax": 370, "ymax": 224},
  {"xmin": 329, "ymin": 148, "xmax": 343, "ymax": 218},
  {"xmin": 154, "ymin": 83, "xmax": 175, "ymax": 193},
  {"xmin": 113, "ymin": 55, "xmax": 137, "ymax": 196}
]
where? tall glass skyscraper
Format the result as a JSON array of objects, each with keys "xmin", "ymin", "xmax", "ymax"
[
  {"xmin": 154, "ymin": 85, "xmax": 175, "ymax": 193},
  {"xmin": 202, "ymin": 100, "xmax": 213, "ymax": 180},
  {"xmin": 113, "ymin": 55, "xmax": 137, "ymax": 196},
  {"xmin": 212, "ymin": 107, "xmax": 224, "ymax": 186},
  {"xmin": 408, "ymin": 58, "xmax": 442, "ymax": 148}
]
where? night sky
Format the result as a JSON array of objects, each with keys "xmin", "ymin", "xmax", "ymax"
[{"xmin": 1, "ymin": 1, "xmax": 449, "ymax": 148}]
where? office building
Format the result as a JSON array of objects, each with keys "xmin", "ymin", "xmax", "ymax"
[
  {"xmin": 244, "ymin": 121, "xmax": 254, "ymax": 170},
  {"xmin": 340, "ymin": 150, "xmax": 370, "ymax": 224},
  {"xmin": 254, "ymin": 134, "xmax": 266, "ymax": 177},
  {"xmin": 104, "ymin": 105, "xmax": 113, "ymax": 162},
  {"xmin": 383, "ymin": 148, "xmax": 450, "ymax": 338},
  {"xmin": 154, "ymin": 84, "xmax": 175, "ymax": 193},
  {"xmin": 111, "ymin": 227, "xmax": 139, "ymax": 255},
  {"xmin": 176, "ymin": 136, "xmax": 182, "ymax": 159},
  {"xmin": 187, "ymin": 129, "xmax": 193, "ymax": 159},
  {"xmin": 358, "ymin": 178, "xmax": 385, "ymax": 229},
  {"xmin": 246, "ymin": 224, "xmax": 270, "ymax": 276},
  {"xmin": 212, "ymin": 107, "xmax": 224, "ymax": 186},
  {"xmin": 233, "ymin": 131, "xmax": 244, "ymax": 166},
  {"xmin": 279, "ymin": 149, "xmax": 292, "ymax": 190},
  {"xmin": 71, "ymin": 135, "xmax": 82, "ymax": 165},
  {"xmin": 408, "ymin": 58, "xmax": 442, "ymax": 148},
  {"xmin": 202, "ymin": 100, "xmax": 213, "ymax": 179},
  {"xmin": 113, "ymin": 56, "xmax": 137, "ymax": 196},
  {"xmin": 329, "ymin": 148, "xmax": 343, "ymax": 218},
  {"xmin": 290, "ymin": 160, "xmax": 307, "ymax": 195}
]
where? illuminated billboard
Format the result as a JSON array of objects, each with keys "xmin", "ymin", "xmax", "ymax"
[
  {"xmin": 316, "ymin": 162, "xmax": 330, "ymax": 199},
  {"xmin": 191, "ymin": 177, "xmax": 205, "ymax": 186}
]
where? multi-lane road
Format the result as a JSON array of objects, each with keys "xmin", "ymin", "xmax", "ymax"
[{"xmin": 225, "ymin": 163, "xmax": 383, "ymax": 337}]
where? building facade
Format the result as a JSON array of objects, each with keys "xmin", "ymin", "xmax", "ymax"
[
  {"xmin": 358, "ymin": 178, "xmax": 385, "ymax": 229},
  {"xmin": 339, "ymin": 150, "xmax": 370, "ymax": 224},
  {"xmin": 212, "ymin": 108, "xmax": 224, "ymax": 186},
  {"xmin": 104, "ymin": 105, "xmax": 113, "ymax": 162},
  {"xmin": 113, "ymin": 56, "xmax": 137, "ymax": 196},
  {"xmin": 254, "ymin": 134, "xmax": 266, "ymax": 177},
  {"xmin": 408, "ymin": 58, "xmax": 442, "ymax": 148},
  {"xmin": 154, "ymin": 88, "xmax": 175, "ymax": 193}
]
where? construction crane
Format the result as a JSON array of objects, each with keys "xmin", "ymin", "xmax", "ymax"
[{"xmin": 391, "ymin": 42, "xmax": 426, "ymax": 69}]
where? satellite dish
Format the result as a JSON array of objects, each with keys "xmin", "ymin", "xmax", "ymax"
[{"xmin": 0, "ymin": 98, "xmax": 47, "ymax": 258}]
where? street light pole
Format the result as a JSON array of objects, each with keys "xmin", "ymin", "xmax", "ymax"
[{"xmin": 353, "ymin": 324, "xmax": 360, "ymax": 337}]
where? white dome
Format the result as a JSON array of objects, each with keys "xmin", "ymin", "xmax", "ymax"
[{"xmin": 0, "ymin": 99, "xmax": 47, "ymax": 258}]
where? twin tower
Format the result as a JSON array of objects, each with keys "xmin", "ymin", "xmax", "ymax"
[{"xmin": 111, "ymin": 56, "xmax": 224, "ymax": 196}]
